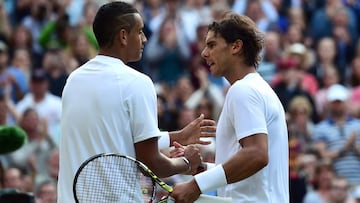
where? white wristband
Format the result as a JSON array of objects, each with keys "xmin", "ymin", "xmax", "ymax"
[
  {"xmin": 194, "ymin": 164, "xmax": 227, "ymax": 193},
  {"xmin": 206, "ymin": 162, "xmax": 215, "ymax": 170},
  {"xmin": 158, "ymin": 131, "xmax": 170, "ymax": 150}
]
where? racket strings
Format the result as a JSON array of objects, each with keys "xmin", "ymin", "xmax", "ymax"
[{"xmin": 74, "ymin": 155, "xmax": 144, "ymax": 203}]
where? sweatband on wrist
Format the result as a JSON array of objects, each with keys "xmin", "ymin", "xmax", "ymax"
[
  {"xmin": 181, "ymin": 157, "xmax": 191, "ymax": 173},
  {"xmin": 194, "ymin": 164, "xmax": 227, "ymax": 193},
  {"xmin": 158, "ymin": 131, "xmax": 170, "ymax": 150}
]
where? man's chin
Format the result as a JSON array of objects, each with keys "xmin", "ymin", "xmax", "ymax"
[
  {"xmin": 210, "ymin": 69, "xmax": 221, "ymax": 77},
  {"xmin": 128, "ymin": 56, "xmax": 142, "ymax": 63}
]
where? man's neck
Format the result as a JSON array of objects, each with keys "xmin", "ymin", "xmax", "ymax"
[
  {"xmin": 332, "ymin": 115, "xmax": 348, "ymax": 126},
  {"xmin": 33, "ymin": 94, "xmax": 46, "ymax": 103},
  {"xmin": 227, "ymin": 66, "xmax": 256, "ymax": 85}
]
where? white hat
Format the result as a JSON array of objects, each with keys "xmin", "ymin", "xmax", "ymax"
[
  {"xmin": 327, "ymin": 84, "xmax": 349, "ymax": 102},
  {"xmin": 288, "ymin": 43, "xmax": 306, "ymax": 55}
]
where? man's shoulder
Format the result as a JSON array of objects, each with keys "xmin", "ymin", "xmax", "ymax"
[
  {"xmin": 45, "ymin": 93, "xmax": 62, "ymax": 103},
  {"xmin": 16, "ymin": 93, "xmax": 33, "ymax": 106}
]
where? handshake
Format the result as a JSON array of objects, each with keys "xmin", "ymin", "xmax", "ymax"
[
  {"xmin": 168, "ymin": 141, "xmax": 207, "ymax": 175},
  {"xmin": 162, "ymin": 113, "xmax": 216, "ymax": 175}
]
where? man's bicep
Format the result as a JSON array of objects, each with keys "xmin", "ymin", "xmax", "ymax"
[
  {"xmin": 239, "ymin": 133, "xmax": 268, "ymax": 152},
  {"xmin": 134, "ymin": 137, "xmax": 160, "ymax": 167}
]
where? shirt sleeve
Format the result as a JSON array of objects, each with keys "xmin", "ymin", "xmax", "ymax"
[
  {"xmin": 228, "ymin": 83, "xmax": 268, "ymax": 140},
  {"xmin": 126, "ymin": 75, "xmax": 161, "ymax": 143}
]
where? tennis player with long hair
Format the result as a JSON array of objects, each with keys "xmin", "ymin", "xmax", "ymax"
[
  {"xmin": 57, "ymin": 2, "xmax": 215, "ymax": 202},
  {"xmin": 171, "ymin": 12, "xmax": 289, "ymax": 203}
]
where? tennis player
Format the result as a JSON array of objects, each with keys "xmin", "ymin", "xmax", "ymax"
[
  {"xmin": 57, "ymin": 2, "xmax": 213, "ymax": 203},
  {"xmin": 171, "ymin": 12, "xmax": 289, "ymax": 203}
]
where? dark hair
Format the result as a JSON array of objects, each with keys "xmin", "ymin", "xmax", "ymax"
[
  {"xmin": 35, "ymin": 179, "xmax": 56, "ymax": 196},
  {"xmin": 93, "ymin": 1, "xmax": 139, "ymax": 48},
  {"xmin": 207, "ymin": 11, "xmax": 264, "ymax": 68}
]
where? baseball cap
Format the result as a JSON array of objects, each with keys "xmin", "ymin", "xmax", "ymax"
[
  {"xmin": 31, "ymin": 69, "xmax": 48, "ymax": 82},
  {"xmin": 327, "ymin": 84, "xmax": 349, "ymax": 102}
]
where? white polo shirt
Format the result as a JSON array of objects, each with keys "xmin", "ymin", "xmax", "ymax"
[{"xmin": 57, "ymin": 55, "xmax": 161, "ymax": 203}]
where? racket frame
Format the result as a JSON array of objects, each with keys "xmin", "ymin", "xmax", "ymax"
[{"xmin": 73, "ymin": 153, "xmax": 174, "ymax": 203}]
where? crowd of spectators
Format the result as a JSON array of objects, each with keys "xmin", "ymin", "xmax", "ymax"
[{"xmin": 0, "ymin": 0, "xmax": 360, "ymax": 202}]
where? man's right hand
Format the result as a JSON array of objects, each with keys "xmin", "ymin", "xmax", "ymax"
[{"xmin": 183, "ymin": 144, "xmax": 202, "ymax": 175}]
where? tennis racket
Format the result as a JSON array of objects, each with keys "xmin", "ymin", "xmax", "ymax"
[{"xmin": 73, "ymin": 153, "xmax": 174, "ymax": 203}]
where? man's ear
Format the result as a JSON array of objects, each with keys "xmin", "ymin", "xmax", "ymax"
[
  {"xmin": 117, "ymin": 29, "xmax": 128, "ymax": 46},
  {"xmin": 231, "ymin": 39, "xmax": 243, "ymax": 55}
]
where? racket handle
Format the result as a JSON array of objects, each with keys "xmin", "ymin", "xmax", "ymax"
[{"xmin": 156, "ymin": 196, "xmax": 175, "ymax": 203}]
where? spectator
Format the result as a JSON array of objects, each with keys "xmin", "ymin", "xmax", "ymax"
[
  {"xmin": 330, "ymin": 6, "xmax": 357, "ymax": 79},
  {"xmin": 141, "ymin": 0, "xmax": 164, "ymax": 25},
  {"xmin": 296, "ymin": 148, "xmax": 322, "ymax": 191},
  {"xmin": 168, "ymin": 76, "xmax": 195, "ymax": 111},
  {"xmin": 0, "ymin": 0, "xmax": 12, "ymax": 42},
  {"xmin": 74, "ymin": 0, "xmax": 99, "ymax": 50},
  {"xmin": 258, "ymin": 30, "xmax": 282, "ymax": 83},
  {"xmin": 181, "ymin": 0, "xmax": 212, "ymax": 43},
  {"xmin": 65, "ymin": 29, "xmax": 97, "ymax": 68},
  {"xmin": 287, "ymin": 95, "xmax": 315, "ymax": 149},
  {"xmin": 3, "ymin": 108, "xmax": 56, "ymax": 184},
  {"xmin": 288, "ymin": 138, "xmax": 308, "ymax": 203},
  {"xmin": 144, "ymin": 16, "xmax": 191, "ymax": 84},
  {"xmin": 312, "ymin": 84, "xmax": 360, "ymax": 187},
  {"xmin": 194, "ymin": 97, "xmax": 214, "ymax": 120},
  {"xmin": 177, "ymin": 107, "xmax": 197, "ymax": 129},
  {"xmin": 287, "ymin": 6, "xmax": 308, "ymax": 32},
  {"xmin": 16, "ymin": 68, "xmax": 62, "ymax": 142},
  {"xmin": 285, "ymin": 43, "xmax": 318, "ymax": 97},
  {"xmin": 0, "ymin": 41, "xmax": 28, "ymax": 104},
  {"xmin": 328, "ymin": 176, "xmax": 356, "ymax": 203},
  {"xmin": 9, "ymin": 48, "xmax": 32, "ymax": 87},
  {"xmin": 303, "ymin": 160, "xmax": 335, "ymax": 203},
  {"xmin": 2, "ymin": 167, "xmax": 24, "ymax": 192},
  {"xmin": 308, "ymin": 37, "xmax": 339, "ymax": 87},
  {"xmin": 0, "ymin": 90, "xmax": 19, "ymax": 125},
  {"xmin": 272, "ymin": 57, "xmax": 317, "ymax": 122},
  {"xmin": 148, "ymin": 0, "xmax": 182, "ymax": 35},
  {"xmin": 157, "ymin": 93, "xmax": 178, "ymax": 131},
  {"xmin": 34, "ymin": 179, "xmax": 57, "ymax": 203},
  {"xmin": 8, "ymin": 25, "xmax": 33, "ymax": 56},
  {"xmin": 46, "ymin": 148, "xmax": 58, "ymax": 182},
  {"xmin": 38, "ymin": 13, "xmax": 72, "ymax": 51},
  {"xmin": 310, "ymin": 0, "xmax": 358, "ymax": 44},
  {"xmin": 41, "ymin": 49, "xmax": 68, "ymax": 97},
  {"xmin": 184, "ymin": 67, "xmax": 224, "ymax": 121},
  {"xmin": 21, "ymin": 0, "xmax": 52, "ymax": 67},
  {"xmin": 349, "ymin": 57, "xmax": 360, "ymax": 118},
  {"xmin": 314, "ymin": 65, "xmax": 341, "ymax": 120},
  {"xmin": 232, "ymin": 0, "xmax": 278, "ymax": 32}
]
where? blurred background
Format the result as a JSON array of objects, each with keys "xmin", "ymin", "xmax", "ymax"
[{"xmin": 1, "ymin": 0, "xmax": 360, "ymax": 202}]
